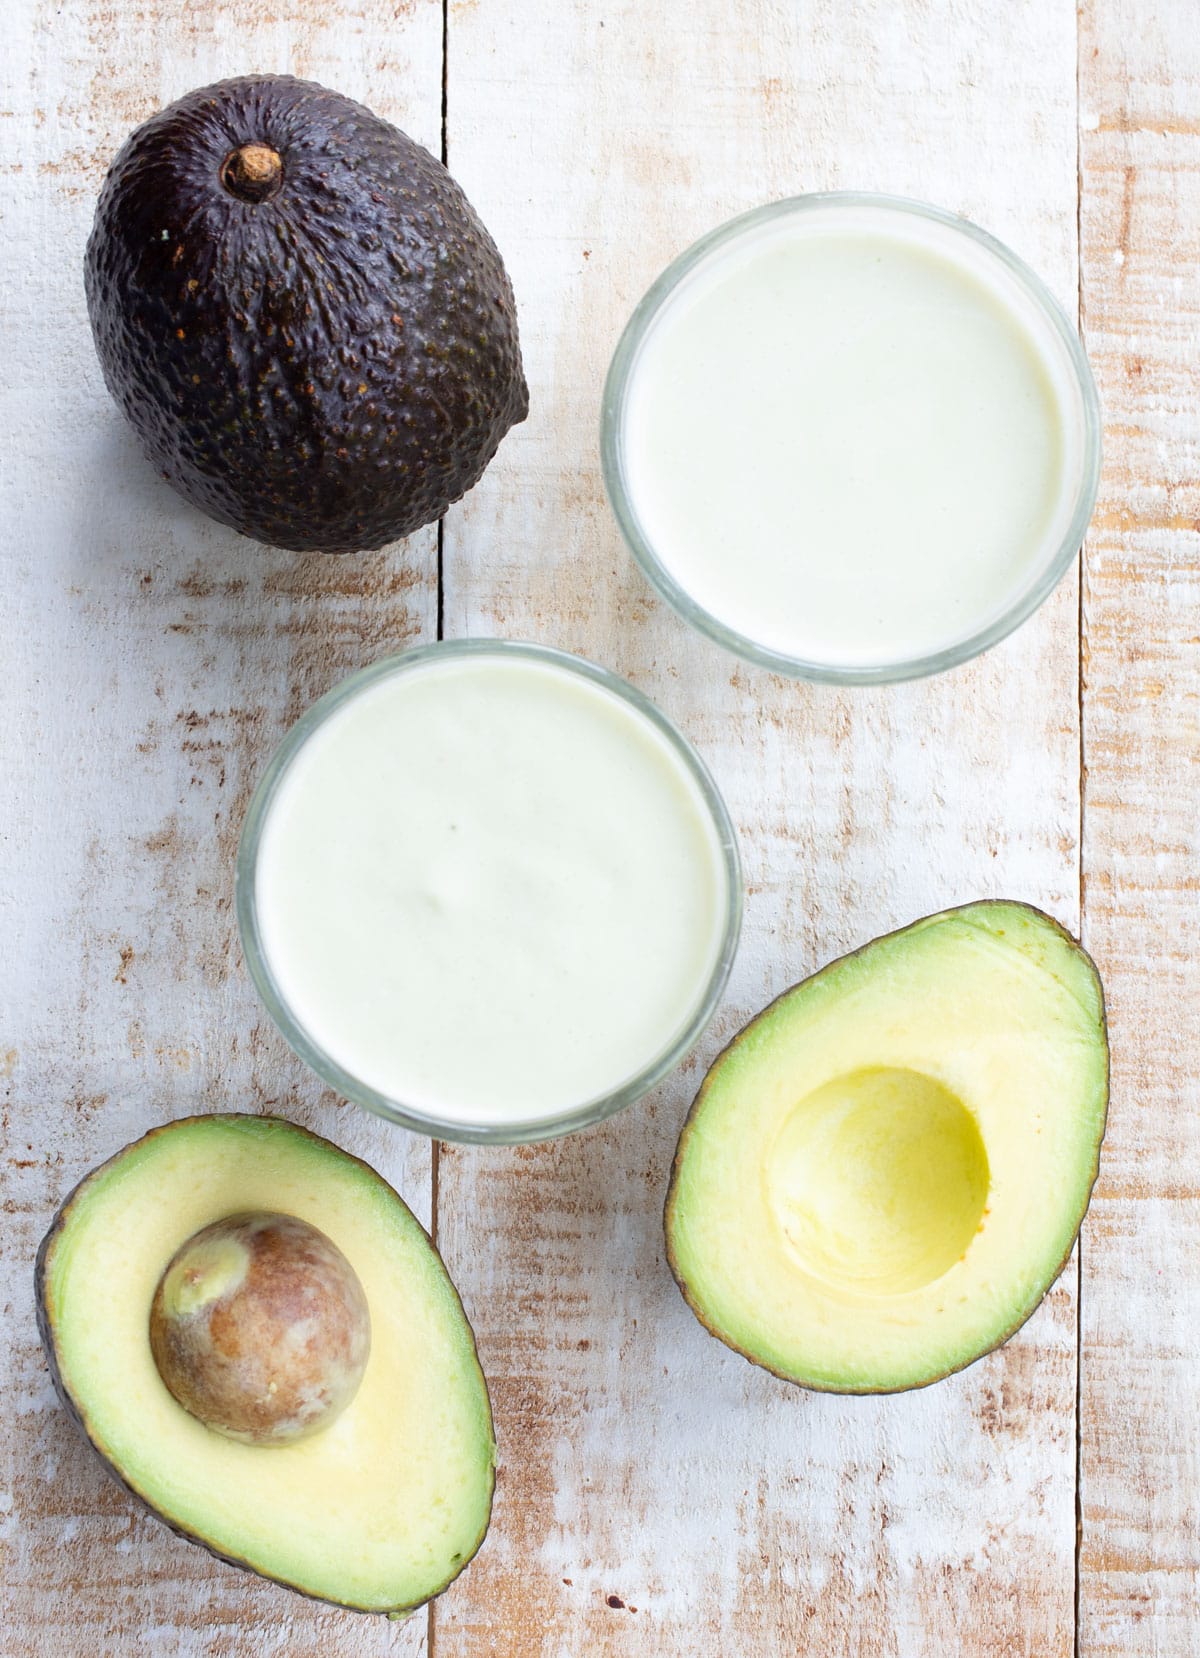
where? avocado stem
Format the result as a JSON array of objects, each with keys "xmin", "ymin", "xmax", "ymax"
[{"xmin": 220, "ymin": 143, "xmax": 283, "ymax": 204}]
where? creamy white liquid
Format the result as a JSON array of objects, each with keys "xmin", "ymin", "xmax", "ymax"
[
  {"xmin": 253, "ymin": 653, "xmax": 730, "ymax": 1131},
  {"xmin": 621, "ymin": 204, "xmax": 1086, "ymax": 668}
]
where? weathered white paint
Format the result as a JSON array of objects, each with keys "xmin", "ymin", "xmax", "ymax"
[
  {"xmin": 435, "ymin": 1, "xmax": 1082, "ymax": 1653},
  {"xmin": 1078, "ymin": 2, "xmax": 1200, "ymax": 1652}
]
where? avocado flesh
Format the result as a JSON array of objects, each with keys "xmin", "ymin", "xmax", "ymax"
[
  {"xmin": 666, "ymin": 902, "xmax": 1109, "ymax": 1393},
  {"xmin": 36, "ymin": 1116, "xmax": 494, "ymax": 1612},
  {"xmin": 84, "ymin": 76, "xmax": 528, "ymax": 552}
]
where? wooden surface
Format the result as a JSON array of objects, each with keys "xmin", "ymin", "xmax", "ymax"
[
  {"xmin": 0, "ymin": 1, "xmax": 1194, "ymax": 1654},
  {"xmin": 1078, "ymin": 3, "xmax": 1200, "ymax": 1651}
]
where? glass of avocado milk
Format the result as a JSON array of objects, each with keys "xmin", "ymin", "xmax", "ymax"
[
  {"xmin": 237, "ymin": 641, "xmax": 741, "ymax": 1143},
  {"xmin": 602, "ymin": 192, "xmax": 1101, "ymax": 683}
]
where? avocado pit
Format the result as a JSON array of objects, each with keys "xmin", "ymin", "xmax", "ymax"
[{"xmin": 149, "ymin": 1210, "xmax": 370, "ymax": 1444}]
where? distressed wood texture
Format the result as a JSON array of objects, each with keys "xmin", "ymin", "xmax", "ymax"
[
  {"xmin": 434, "ymin": 2, "xmax": 1083, "ymax": 1654},
  {"xmin": 2, "ymin": 3, "xmax": 444, "ymax": 1655},
  {"xmin": 11, "ymin": 1, "xmax": 1196, "ymax": 1655},
  {"xmin": 1077, "ymin": 2, "xmax": 1200, "ymax": 1653}
]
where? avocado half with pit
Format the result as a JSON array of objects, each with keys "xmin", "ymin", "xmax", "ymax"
[
  {"xmin": 665, "ymin": 902, "xmax": 1109, "ymax": 1393},
  {"xmin": 35, "ymin": 1115, "xmax": 494, "ymax": 1612}
]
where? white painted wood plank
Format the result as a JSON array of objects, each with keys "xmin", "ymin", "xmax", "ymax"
[
  {"xmin": 1, "ymin": 2, "xmax": 444, "ymax": 1652},
  {"xmin": 1078, "ymin": 1, "xmax": 1200, "ymax": 1651},
  {"xmin": 436, "ymin": 1, "xmax": 1084, "ymax": 1652}
]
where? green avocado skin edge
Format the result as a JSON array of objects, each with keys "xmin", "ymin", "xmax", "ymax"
[
  {"xmin": 34, "ymin": 1115, "xmax": 496, "ymax": 1616},
  {"xmin": 663, "ymin": 900, "xmax": 1111, "ymax": 1396},
  {"xmin": 84, "ymin": 76, "xmax": 529, "ymax": 554}
]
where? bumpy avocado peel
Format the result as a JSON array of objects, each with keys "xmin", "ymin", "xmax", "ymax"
[{"xmin": 85, "ymin": 76, "xmax": 528, "ymax": 552}]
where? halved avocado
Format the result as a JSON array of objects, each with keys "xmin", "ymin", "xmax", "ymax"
[
  {"xmin": 35, "ymin": 1115, "xmax": 494, "ymax": 1612},
  {"xmin": 665, "ymin": 902, "xmax": 1108, "ymax": 1393}
]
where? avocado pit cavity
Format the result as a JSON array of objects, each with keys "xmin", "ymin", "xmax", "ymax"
[
  {"xmin": 149, "ymin": 1210, "xmax": 370, "ymax": 1444},
  {"xmin": 767, "ymin": 1067, "xmax": 990, "ymax": 1297}
]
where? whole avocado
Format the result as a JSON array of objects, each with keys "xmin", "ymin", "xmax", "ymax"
[{"xmin": 85, "ymin": 76, "xmax": 528, "ymax": 552}]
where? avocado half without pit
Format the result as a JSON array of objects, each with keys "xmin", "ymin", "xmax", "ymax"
[
  {"xmin": 665, "ymin": 902, "xmax": 1109, "ymax": 1393},
  {"xmin": 35, "ymin": 1116, "xmax": 494, "ymax": 1613},
  {"xmin": 84, "ymin": 75, "xmax": 528, "ymax": 552}
]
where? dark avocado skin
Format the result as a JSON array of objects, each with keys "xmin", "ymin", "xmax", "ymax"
[
  {"xmin": 85, "ymin": 77, "xmax": 529, "ymax": 552},
  {"xmin": 663, "ymin": 901, "xmax": 1111, "ymax": 1396},
  {"xmin": 35, "ymin": 1114, "xmax": 495, "ymax": 1616}
]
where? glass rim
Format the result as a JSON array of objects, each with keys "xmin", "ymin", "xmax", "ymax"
[
  {"xmin": 235, "ymin": 638, "xmax": 743, "ymax": 1146},
  {"xmin": 600, "ymin": 190, "xmax": 1103, "ymax": 686}
]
